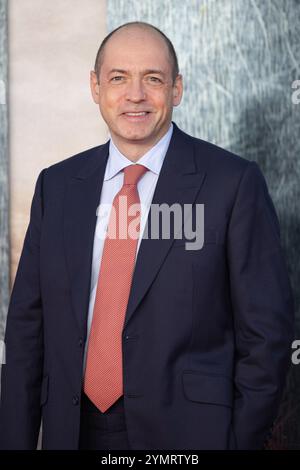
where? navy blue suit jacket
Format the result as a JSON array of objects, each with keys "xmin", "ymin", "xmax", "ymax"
[{"xmin": 0, "ymin": 123, "xmax": 294, "ymax": 449}]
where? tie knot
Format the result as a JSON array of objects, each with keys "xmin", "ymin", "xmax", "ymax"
[{"xmin": 123, "ymin": 164, "xmax": 148, "ymax": 186}]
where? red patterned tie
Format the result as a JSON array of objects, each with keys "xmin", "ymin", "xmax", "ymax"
[{"xmin": 84, "ymin": 164, "xmax": 148, "ymax": 412}]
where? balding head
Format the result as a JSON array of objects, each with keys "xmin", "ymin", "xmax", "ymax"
[{"xmin": 94, "ymin": 22, "xmax": 179, "ymax": 84}]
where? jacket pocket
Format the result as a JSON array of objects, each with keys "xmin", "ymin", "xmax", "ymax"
[
  {"xmin": 40, "ymin": 374, "xmax": 49, "ymax": 406},
  {"xmin": 182, "ymin": 371, "xmax": 233, "ymax": 408}
]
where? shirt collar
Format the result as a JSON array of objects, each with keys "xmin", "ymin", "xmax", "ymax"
[{"xmin": 104, "ymin": 123, "xmax": 173, "ymax": 181}]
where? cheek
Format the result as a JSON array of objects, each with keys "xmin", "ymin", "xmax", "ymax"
[
  {"xmin": 152, "ymin": 90, "xmax": 173, "ymax": 110},
  {"xmin": 99, "ymin": 88, "xmax": 123, "ymax": 108}
]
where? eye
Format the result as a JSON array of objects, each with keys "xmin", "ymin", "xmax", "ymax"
[
  {"xmin": 110, "ymin": 76, "xmax": 126, "ymax": 82},
  {"xmin": 147, "ymin": 76, "xmax": 162, "ymax": 83}
]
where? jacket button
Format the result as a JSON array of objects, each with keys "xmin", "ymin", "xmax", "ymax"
[
  {"xmin": 72, "ymin": 395, "xmax": 79, "ymax": 406},
  {"xmin": 78, "ymin": 338, "xmax": 83, "ymax": 348}
]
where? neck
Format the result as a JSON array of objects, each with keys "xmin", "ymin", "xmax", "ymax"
[
  {"xmin": 111, "ymin": 142, "xmax": 153, "ymax": 162},
  {"xmin": 110, "ymin": 126, "xmax": 171, "ymax": 162}
]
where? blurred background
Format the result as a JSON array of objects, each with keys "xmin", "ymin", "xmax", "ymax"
[{"xmin": 0, "ymin": 0, "xmax": 299, "ymax": 449}]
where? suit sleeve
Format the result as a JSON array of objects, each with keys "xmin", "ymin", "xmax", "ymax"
[
  {"xmin": 227, "ymin": 161, "xmax": 295, "ymax": 450},
  {"xmin": 0, "ymin": 169, "xmax": 46, "ymax": 449}
]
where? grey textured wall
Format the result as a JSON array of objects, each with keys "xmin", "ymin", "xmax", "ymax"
[
  {"xmin": 0, "ymin": 0, "xmax": 8, "ymax": 341},
  {"xmin": 108, "ymin": 0, "xmax": 300, "ymax": 449}
]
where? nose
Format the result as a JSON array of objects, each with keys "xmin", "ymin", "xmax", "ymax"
[{"xmin": 125, "ymin": 78, "xmax": 146, "ymax": 102}]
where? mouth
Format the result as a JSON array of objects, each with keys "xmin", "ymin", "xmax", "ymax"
[{"xmin": 121, "ymin": 111, "xmax": 151, "ymax": 122}]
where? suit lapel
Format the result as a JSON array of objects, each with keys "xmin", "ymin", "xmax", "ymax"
[
  {"xmin": 123, "ymin": 124, "xmax": 206, "ymax": 329},
  {"xmin": 64, "ymin": 142, "xmax": 109, "ymax": 333}
]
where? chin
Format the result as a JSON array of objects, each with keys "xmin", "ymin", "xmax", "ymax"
[{"xmin": 121, "ymin": 130, "xmax": 152, "ymax": 142}]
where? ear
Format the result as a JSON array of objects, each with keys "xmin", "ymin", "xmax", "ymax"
[
  {"xmin": 90, "ymin": 70, "xmax": 100, "ymax": 104},
  {"xmin": 172, "ymin": 74, "xmax": 183, "ymax": 107}
]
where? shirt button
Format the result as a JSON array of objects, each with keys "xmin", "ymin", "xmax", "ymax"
[{"xmin": 72, "ymin": 395, "xmax": 79, "ymax": 406}]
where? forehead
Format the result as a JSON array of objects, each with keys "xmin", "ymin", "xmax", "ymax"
[{"xmin": 101, "ymin": 27, "xmax": 172, "ymax": 73}]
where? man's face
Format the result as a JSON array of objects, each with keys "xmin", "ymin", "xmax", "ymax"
[{"xmin": 90, "ymin": 27, "xmax": 183, "ymax": 152}]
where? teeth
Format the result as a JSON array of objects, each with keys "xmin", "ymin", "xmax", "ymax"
[{"xmin": 125, "ymin": 112, "xmax": 147, "ymax": 116}]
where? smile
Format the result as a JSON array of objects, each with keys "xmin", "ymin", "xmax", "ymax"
[
  {"xmin": 124, "ymin": 112, "xmax": 149, "ymax": 116},
  {"xmin": 122, "ymin": 112, "xmax": 151, "ymax": 122}
]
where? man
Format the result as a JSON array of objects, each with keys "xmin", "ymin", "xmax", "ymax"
[{"xmin": 0, "ymin": 22, "xmax": 294, "ymax": 450}]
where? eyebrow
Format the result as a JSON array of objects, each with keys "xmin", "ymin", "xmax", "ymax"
[{"xmin": 108, "ymin": 68, "xmax": 166, "ymax": 77}]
